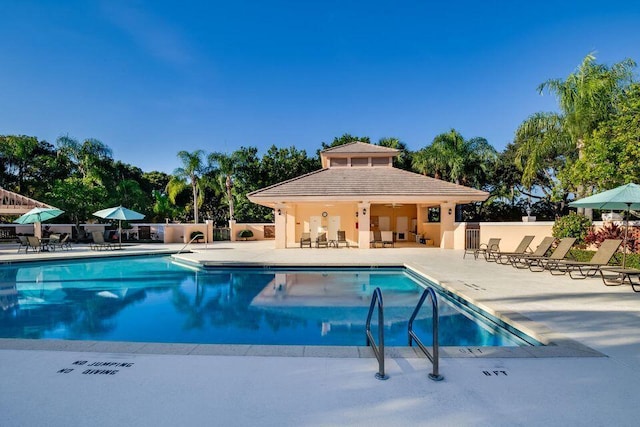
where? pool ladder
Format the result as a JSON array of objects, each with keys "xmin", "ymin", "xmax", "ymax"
[
  {"xmin": 408, "ymin": 287, "xmax": 444, "ymax": 381},
  {"xmin": 365, "ymin": 286, "xmax": 443, "ymax": 381},
  {"xmin": 365, "ymin": 287, "xmax": 388, "ymax": 380}
]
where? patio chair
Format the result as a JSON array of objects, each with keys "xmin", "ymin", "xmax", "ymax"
[
  {"xmin": 26, "ymin": 236, "xmax": 45, "ymax": 253},
  {"xmin": 91, "ymin": 231, "xmax": 114, "ymax": 251},
  {"xmin": 487, "ymin": 235, "xmax": 535, "ymax": 263},
  {"xmin": 547, "ymin": 239, "xmax": 623, "ymax": 279},
  {"xmin": 316, "ymin": 232, "xmax": 329, "ymax": 248},
  {"xmin": 507, "ymin": 236, "xmax": 555, "ymax": 268},
  {"xmin": 370, "ymin": 230, "xmax": 382, "ymax": 248},
  {"xmin": 381, "ymin": 231, "xmax": 394, "ymax": 248},
  {"xmin": 300, "ymin": 232, "xmax": 312, "ymax": 248},
  {"xmin": 16, "ymin": 235, "xmax": 29, "ymax": 253},
  {"xmin": 335, "ymin": 230, "xmax": 349, "ymax": 248},
  {"xmin": 47, "ymin": 233, "xmax": 61, "ymax": 251},
  {"xmin": 520, "ymin": 237, "xmax": 577, "ymax": 272},
  {"xmin": 49, "ymin": 234, "xmax": 72, "ymax": 251},
  {"xmin": 471, "ymin": 238, "xmax": 501, "ymax": 260}
]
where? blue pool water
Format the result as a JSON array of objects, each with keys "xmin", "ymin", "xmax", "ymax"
[{"xmin": 0, "ymin": 256, "xmax": 536, "ymax": 346}]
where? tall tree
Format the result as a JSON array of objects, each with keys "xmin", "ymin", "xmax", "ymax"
[
  {"xmin": 516, "ymin": 53, "xmax": 636, "ymax": 198},
  {"xmin": 48, "ymin": 177, "xmax": 107, "ymax": 238},
  {"xmin": 208, "ymin": 152, "xmax": 236, "ymax": 222},
  {"xmin": 568, "ymin": 82, "xmax": 640, "ymax": 190},
  {"xmin": 167, "ymin": 150, "xmax": 209, "ymax": 223},
  {"xmin": 56, "ymin": 136, "xmax": 113, "ymax": 182},
  {"xmin": 514, "ymin": 112, "xmax": 572, "ymax": 190},
  {"xmin": 413, "ymin": 129, "xmax": 497, "ymax": 187},
  {"xmin": 0, "ymin": 135, "xmax": 38, "ymax": 193},
  {"xmin": 377, "ymin": 137, "xmax": 412, "ymax": 170},
  {"xmin": 0, "ymin": 135, "xmax": 65, "ymax": 199}
]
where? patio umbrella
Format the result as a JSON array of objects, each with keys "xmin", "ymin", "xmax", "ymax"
[
  {"xmin": 92, "ymin": 206, "xmax": 145, "ymax": 248},
  {"xmin": 14, "ymin": 207, "xmax": 64, "ymax": 238},
  {"xmin": 14, "ymin": 207, "xmax": 64, "ymax": 224},
  {"xmin": 569, "ymin": 183, "xmax": 640, "ymax": 267}
]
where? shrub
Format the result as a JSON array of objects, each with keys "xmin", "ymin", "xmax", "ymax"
[
  {"xmin": 585, "ymin": 223, "xmax": 637, "ymax": 253},
  {"xmin": 552, "ymin": 212, "xmax": 592, "ymax": 246},
  {"xmin": 190, "ymin": 231, "xmax": 204, "ymax": 242},
  {"xmin": 238, "ymin": 229, "xmax": 254, "ymax": 240}
]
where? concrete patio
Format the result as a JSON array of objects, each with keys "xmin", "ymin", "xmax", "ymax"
[{"xmin": 1, "ymin": 240, "xmax": 639, "ymax": 426}]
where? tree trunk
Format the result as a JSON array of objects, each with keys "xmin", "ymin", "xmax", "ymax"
[
  {"xmin": 226, "ymin": 175, "xmax": 234, "ymax": 220},
  {"xmin": 575, "ymin": 138, "xmax": 592, "ymax": 218},
  {"xmin": 192, "ymin": 183, "xmax": 199, "ymax": 223}
]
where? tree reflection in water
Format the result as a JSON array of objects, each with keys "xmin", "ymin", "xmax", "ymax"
[
  {"xmin": 0, "ymin": 259, "xmax": 525, "ymax": 346},
  {"xmin": 170, "ymin": 271, "xmax": 303, "ymax": 334}
]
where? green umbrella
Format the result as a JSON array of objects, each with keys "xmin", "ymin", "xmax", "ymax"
[
  {"xmin": 14, "ymin": 207, "xmax": 64, "ymax": 224},
  {"xmin": 93, "ymin": 206, "xmax": 145, "ymax": 248},
  {"xmin": 569, "ymin": 183, "xmax": 640, "ymax": 267}
]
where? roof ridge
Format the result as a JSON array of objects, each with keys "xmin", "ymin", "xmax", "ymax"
[
  {"xmin": 320, "ymin": 141, "xmax": 363, "ymax": 152},
  {"xmin": 320, "ymin": 141, "xmax": 399, "ymax": 154}
]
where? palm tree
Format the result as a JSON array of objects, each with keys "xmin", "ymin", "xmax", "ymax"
[
  {"xmin": 514, "ymin": 112, "xmax": 572, "ymax": 189},
  {"xmin": 538, "ymin": 53, "xmax": 635, "ymax": 149},
  {"xmin": 516, "ymin": 54, "xmax": 636, "ymax": 197},
  {"xmin": 377, "ymin": 137, "xmax": 412, "ymax": 170},
  {"xmin": 208, "ymin": 152, "xmax": 235, "ymax": 221},
  {"xmin": 56, "ymin": 135, "xmax": 113, "ymax": 182},
  {"xmin": 413, "ymin": 129, "xmax": 497, "ymax": 186},
  {"xmin": 167, "ymin": 150, "xmax": 209, "ymax": 223}
]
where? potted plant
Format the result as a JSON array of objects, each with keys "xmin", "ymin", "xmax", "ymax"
[
  {"xmin": 190, "ymin": 231, "xmax": 204, "ymax": 243},
  {"xmin": 238, "ymin": 229, "xmax": 254, "ymax": 241}
]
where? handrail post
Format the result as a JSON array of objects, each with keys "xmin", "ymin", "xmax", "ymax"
[
  {"xmin": 408, "ymin": 287, "xmax": 444, "ymax": 381},
  {"xmin": 177, "ymin": 233, "xmax": 205, "ymax": 255},
  {"xmin": 365, "ymin": 287, "xmax": 388, "ymax": 380}
]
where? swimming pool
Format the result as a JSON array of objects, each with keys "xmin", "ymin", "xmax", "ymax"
[{"xmin": 0, "ymin": 256, "xmax": 537, "ymax": 346}]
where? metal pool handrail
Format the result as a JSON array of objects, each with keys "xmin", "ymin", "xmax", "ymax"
[
  {"xmin": 365, "ymin": 287, "xmax": 388, "ymax": 380},
  {"xmin": 408, "ymin": 287, "xmax": 444, "ymax": 381},
  {"xmin": 177, "ymin": 233, "xmax": 205, "ymax": 254}
]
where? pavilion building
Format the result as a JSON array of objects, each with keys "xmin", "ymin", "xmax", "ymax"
[{"xmin": 247, "ymin": 142, "xmax": 488, "ymax": 249}]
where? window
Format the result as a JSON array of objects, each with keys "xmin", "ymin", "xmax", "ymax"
[
  {"xmin": 427, "ymin": 207, "xmax": 440, "ymax": 223},
  {"xmin": 350, "ymin": 157, "xmax": 369, "ymax": 167},
  {"xmin": 371, "ymin": 157, "xmax": 390, "ymax": 166},
  {"xmin": 330, "ymin": 158, "xmax": 348, "ymax": 167}
]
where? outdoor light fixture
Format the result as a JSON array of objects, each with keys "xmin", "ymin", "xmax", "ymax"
[
  {"xmin": 355, "ymin": 211, "xmax": 359, "ymax": 217},
  {"xmin": 363, "ymin": 208, "xmax": 367, "ymax": 216},
  {"xmin": 277, "ymin": 209, "xmax": 282, "ymax": 216},
  {"xmin": 448, "ymin": 208, "xmax": 452, "ymax": 215}
]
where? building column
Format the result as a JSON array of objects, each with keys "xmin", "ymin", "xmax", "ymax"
[
  {"xmin": 440, "ymin": 202, "xmax": 456, "ymax": 249},
  {"xmin": 357, "ymin": 202, "xmax": 371, "ymax": 249},
  {"xmin": 228, "ymin": 219, "xmax": 237, "ymax": 241},
  {"xmin": 274, "ymin": 204, "xmax": 287, "ymax": 249}
]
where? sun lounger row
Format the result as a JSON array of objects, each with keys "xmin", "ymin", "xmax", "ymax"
[{"xmin": 469, "ymin": 235, "xmax": 629, "ymax": 282}]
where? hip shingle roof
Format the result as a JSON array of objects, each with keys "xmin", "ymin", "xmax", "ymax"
[{"xmin": 248, "ymin": 167, "xmax": 489, "ymax": 200}]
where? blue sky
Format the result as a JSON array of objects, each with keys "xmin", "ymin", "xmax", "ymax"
[{"xmin": 1, "ymin": 1, "xmax": 639, "ymax": 173}]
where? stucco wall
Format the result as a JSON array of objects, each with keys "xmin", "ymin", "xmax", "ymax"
[
  {"xmin": 293, "ymin": 203, "xmax": 359, "ymax": 246},
  {"xmin": 229, "ymin": 223, "xmax": 274, "ymax": 241},
  {"xmin": 476, "ymin": 222, "xmax": 555, "ymax": 251}
]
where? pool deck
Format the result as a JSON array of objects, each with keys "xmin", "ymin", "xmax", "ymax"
[{"xmin": 2, "ymin": 241, "xmax": 640, "ymax": 426}]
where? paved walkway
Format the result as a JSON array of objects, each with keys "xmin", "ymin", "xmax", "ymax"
[{"xmin": 1, "ymin": 241, "xmax": 640, "ymax": 426}]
